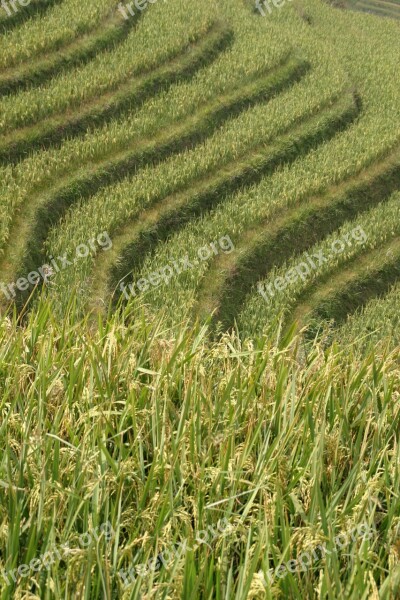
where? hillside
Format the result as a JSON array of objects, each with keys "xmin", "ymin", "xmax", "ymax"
[{"xmin": 0, "ymin": 0, "xmax": 399, "ymax": 598}]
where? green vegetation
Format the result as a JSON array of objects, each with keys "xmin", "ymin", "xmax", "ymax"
[
  {"xmin": 0, "ymin": 0, "xmax": 61, "ymax": 34},
  {"xmin": 1, "ymin": 301, "xmax": 400, "ymax": 599},
  {"xmin": 1, "ymin": 0, "xmax": 400, "ymax": 597},
  {"xmin": 0, "ymin": 6, "xmax": 139, "ymax": 96},
  {"xmin": 0, "ymin": 0, "xmax": 120, "ymax": 68}
]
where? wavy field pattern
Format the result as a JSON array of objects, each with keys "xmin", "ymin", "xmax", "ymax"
[
  {"xmin": 0, "ymin": 0, "xmax": 399, "ymax": 346},
  {"xmin": 346, "ymin": 0, "xmax": 400, "ymax": 19},
  {"xmin": 1, "ymin": 1, "xmax": 400, "ymax": 598}
]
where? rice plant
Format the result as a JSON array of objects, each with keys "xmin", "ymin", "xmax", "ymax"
[{"xmin": 0, "ymin": 1, "xmax": 400, "ymax": 598}]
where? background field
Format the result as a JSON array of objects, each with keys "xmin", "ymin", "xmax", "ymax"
[{"xmin": 0, "ymin": 0, "xmax": 399, "ymax": 598}]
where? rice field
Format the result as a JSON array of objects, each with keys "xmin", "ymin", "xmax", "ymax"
[
  {"xmin": 0, "ymin": 0, "xmax": 400, "ymax": 598},
  {"xmin": 337, "ymin": 0, "xmax": 400, "ymax": 20}
]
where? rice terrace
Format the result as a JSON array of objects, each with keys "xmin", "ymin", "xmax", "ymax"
[{"xmin": 0, "ymin": 0, "xmax": 400, "ymax": 597}]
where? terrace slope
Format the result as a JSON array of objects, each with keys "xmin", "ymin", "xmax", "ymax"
[{"xmin": 0, "ymin": 0, "xmax": 399, "ymax": 348}]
